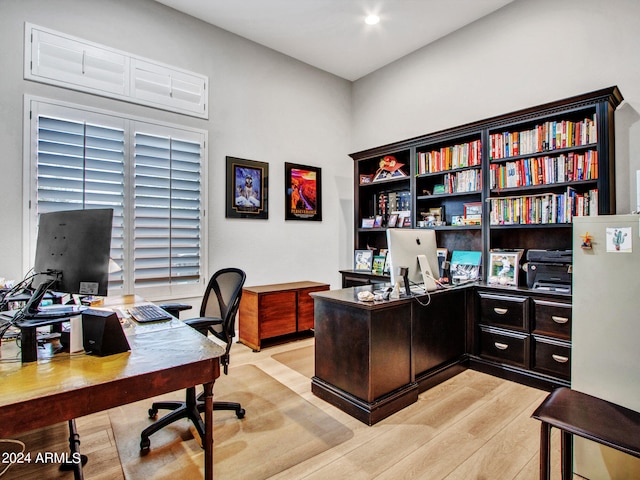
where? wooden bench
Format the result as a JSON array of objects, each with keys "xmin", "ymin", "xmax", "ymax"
[{"xmin": 531, "ymin": 387, "xmax": 640, "ymax": 479}]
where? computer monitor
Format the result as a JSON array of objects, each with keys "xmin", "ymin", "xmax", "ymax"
[
  {"xmin": 386, "ymin": 228, "xmax": 441, "ymax": 293},
  {"xmin": 22, "ymin": 208, "xmax": 114, "ymax": 319}
]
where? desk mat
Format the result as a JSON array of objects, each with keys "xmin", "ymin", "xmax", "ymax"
[
  {"xmin": 109, "ymin": 364, "xmax": 352, "ymax": 479},
  {"xmin": 271, "ymin": 345, "xmax": 315, "ymax": 379}
]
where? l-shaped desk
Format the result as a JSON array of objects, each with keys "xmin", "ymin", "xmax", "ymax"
[{"xmin": 311, "ymin": 282, "xmax": 571, "ymax": 425}]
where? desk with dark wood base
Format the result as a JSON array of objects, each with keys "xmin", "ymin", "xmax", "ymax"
[
  {"xmin": 0, "ymin": 296, "xmax": 224, "ymax": 480},
  {"xmin": 311, "ymin": 286, "xmax": 468, "ymax": 425}
]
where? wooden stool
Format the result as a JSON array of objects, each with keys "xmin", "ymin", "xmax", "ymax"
[{"xmin": 531, "ymin": 387, "xmax": 640, "ymax": 479}]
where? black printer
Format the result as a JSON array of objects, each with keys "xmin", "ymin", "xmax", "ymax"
[{"xmin": 525, "ymin": 249, "xmax": 572, "ymax": 292}]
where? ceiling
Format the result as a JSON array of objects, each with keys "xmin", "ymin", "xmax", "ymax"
[{"xmin": 153, "ymin": 0, "xmax": 514, "ymax": 81}]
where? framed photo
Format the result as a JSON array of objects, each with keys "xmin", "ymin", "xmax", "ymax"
[
  {"xmin": 361, "ymin": 218, "xmax": 375, "ymax": 228},
  {"xmin": 285, "ymin": 162, "xmax": 322, "ymax": 221},
  {"xmin": 359, "ymin": 174, "xmax": 373, "ymax": 185},
  {"xmin": 226, "ymin": 156, "xmax": 268, "ymax": 219},
  {"xmin": 373, "ymin": 215, "xmax": 383, "ymax": 228},
  {"xmin": 387, "ymin": 213, "xmax": 399, "ymax": 228},
  {"xmin": 488, "ymin": 252, "xmax": 519, "ymax": 286},
  {"xmin": 354, "ymin": 250, "xmax": 373, "ymax": 271},
  {"xmin": 463, "ymin": 202, "xmax": 482, "ymax": 225},
  {"xmin": 372, "ymin": 255, "xmax": 386, "ymax": 274}
]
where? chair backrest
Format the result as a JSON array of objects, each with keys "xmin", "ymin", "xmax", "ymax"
[{"xmin": 199, "ymin": 268, "xmax": 246, "ymax": 370}]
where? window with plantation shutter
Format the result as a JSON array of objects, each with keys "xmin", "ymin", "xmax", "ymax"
[
  {"xmin": 27, "ymin": 98, "xmax": 207, "ymax": 300},
  {"xmin": 133, "ymin": 129, "xmax": 202, "ymax": 289}
]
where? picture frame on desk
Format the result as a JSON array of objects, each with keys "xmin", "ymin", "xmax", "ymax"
[
  {"xmin": 226, "ymin": 156, "xmax": 268, "ymax": 219},
  {"xmin": 488, "ymin": 252, "xmax": 519, "ymax": 286},
  {"xmin": 285, "ymin": 162, "xmax": 322, "ymax": 221},
  {"xmin": 354, "ymin": 250, "xmax": 374, "ymax": 271}
]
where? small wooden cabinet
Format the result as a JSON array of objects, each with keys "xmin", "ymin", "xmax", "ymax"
[{"xmin": 238, "ymin": 281, "xmax": 329, "ymax": 351}]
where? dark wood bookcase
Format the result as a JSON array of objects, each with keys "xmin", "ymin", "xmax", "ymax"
[
  {"xmin": 350, "ymin": 86, "xmax": 622, "ymax": 279},
  {"xmin": 349, "ymin": 87, "xmax": 623, "ymax": 389}
]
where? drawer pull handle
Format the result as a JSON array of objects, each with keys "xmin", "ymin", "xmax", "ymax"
[
  {"xmin": 494, "ymin": 342, "xmax": 509, "ymax": 350},
  {"xmin": 552, "ymin": 316, "xmax": 569, "ymax": 324},
  {"xmin": 493, "ymin": 307, "xmax": 508, "ymax": 315},
  {"xmin": 552, "ymin": 354, "xmax": 569, "ymax": 363}
]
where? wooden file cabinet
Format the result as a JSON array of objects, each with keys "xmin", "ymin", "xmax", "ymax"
[{"xmin": 238, "ymin": 281, "xmax": 329, "ymax": 351}]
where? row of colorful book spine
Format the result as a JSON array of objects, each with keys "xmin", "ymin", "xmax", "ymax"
[
  {"xmin": 441, "ymin": 169, "xmax": 482, "ymax": 194},
  {"xmin": 417, "ymin": 140, "xmax": 482, "ymax": 174},
  {"xmin": 489, "ymin": 114, "xmax": 597, "ymax": 160},
  {"xmin": 490, "ymin": 150, "xmax": 598, "ymax": 189},
  {"xmin": 489, "ymin": 187, "xmax": 598, "ymax": 225}
]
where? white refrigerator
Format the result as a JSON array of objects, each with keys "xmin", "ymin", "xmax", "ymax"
[{"xmin": 572, "ymin": 214, "xmax": 640, "ymax": 479}]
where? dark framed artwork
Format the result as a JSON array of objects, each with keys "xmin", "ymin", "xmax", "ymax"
[
  {"xmin": 285, "ymin": 162, "xmax": 322, "ymax": 221},
  {"xmin": 226, "ymin": 156, "xmax": 268, "ymax": 219}
]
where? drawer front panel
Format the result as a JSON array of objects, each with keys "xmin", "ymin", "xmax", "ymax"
[
  {"xmin": 532, "ymin": 336, "xmax": 571, "ymax": 379},
  {"xmin": 259, "ymin": 291, "xmax": 297, "ymax": 338},
  {"xmin": 533, "ymin": 299, "xmax": 572, "ymax": 340},
  {"xmin": 479, "ymin": 326, "xmax": 528, "ymax": 367},
  {"xmin": 479, "ymin": 293, "xmax": 528, "ymax": 331}
]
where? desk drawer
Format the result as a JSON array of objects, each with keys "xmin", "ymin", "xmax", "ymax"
[
  {"xmin": 479, "ymin": 293, "xmax": 528, "ymax": 331},
  {"xmin": 532, "ymin": 335, "xmax": 571, "ymax": 379},
  {"xmin": 532, "ymin": 299, "xmax": 571, "ymax": 340},
  {"xmin": 479, "ymin": 326, "xmax": 528, "ymax": 368}
]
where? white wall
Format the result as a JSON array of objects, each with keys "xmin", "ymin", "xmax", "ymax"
[
  {"xmin": 352, "ymin": 0, "xmax": 640, "ymax": 215},
  {"xmin": 0, "ymin": 0, "xmax": 353, "ymax": 301}
]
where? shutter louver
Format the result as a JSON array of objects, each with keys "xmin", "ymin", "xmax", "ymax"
[
  {"xmin": 36, "ymin": 114, "xmax": 126, "ymax": 290},
  {"xmin": 133, "ymin": 133, "xmax": 201, "ymax": 288}
]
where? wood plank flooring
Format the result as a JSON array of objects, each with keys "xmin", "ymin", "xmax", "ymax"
[{"xmin": 2, "ymin": 336, "xmax": 570, "ymax": 479}]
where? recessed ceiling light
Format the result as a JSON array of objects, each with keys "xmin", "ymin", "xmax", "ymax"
[{"xmin": 364, "ymin": 14, "xmax": 380, "ymax": 25}]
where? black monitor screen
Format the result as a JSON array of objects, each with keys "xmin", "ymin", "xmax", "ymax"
[{"xmin": 33, "ymin": 208, "xmax": 114, "ymax": 296}]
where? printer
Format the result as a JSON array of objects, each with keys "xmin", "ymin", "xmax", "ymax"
[{"xmin": 525, "ymin": 249, "xmax": 572, "ymax": 292}]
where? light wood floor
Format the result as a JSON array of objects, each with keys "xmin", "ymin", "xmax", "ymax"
[{"xmin": 2, "ymin": 336, "xmax": 569, "ymax": 479}]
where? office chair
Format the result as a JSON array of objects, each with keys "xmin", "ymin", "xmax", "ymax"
[{"xmin": 140, "ymin": 267, "xmax": 247, "ymax": 452}]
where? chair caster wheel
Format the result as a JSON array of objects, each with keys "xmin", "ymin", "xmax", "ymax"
[
  {"xmin": 148, "ymin": 408, "xmax": 157, "ymax": 419},
  {"xmin": 140, "ymin": 437, "xmax": 150, "ymax": 454},
  {"xmin": 236, "ymin": 408, "xmax": 246, "ymax": 419}
]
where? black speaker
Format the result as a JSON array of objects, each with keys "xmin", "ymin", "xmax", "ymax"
[{"xmin": 82, "ymin": 309, "xmax": 130, "ymax": 356}]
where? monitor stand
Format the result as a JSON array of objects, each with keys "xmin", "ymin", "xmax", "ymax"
[{"xmin": 417, "ymin": 254, "xmax": 438, "ymax": 292}]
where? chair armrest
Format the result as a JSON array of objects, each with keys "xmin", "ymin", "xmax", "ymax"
[
  {"xmin": 184, "ymin": 316, "xmax": 223, "ymax": 329},
  {"xmin": 158, "ymin": 303, "xmax": 193, "ymax": 318}
]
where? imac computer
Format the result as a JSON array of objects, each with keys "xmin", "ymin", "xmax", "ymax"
[
  {"xmin": 16, "ymin": 208, "xmax": 114, "ymax": 362},
  {"xmin": 386, "ymin": 228, "xmax": 441, "ymax": 294}
]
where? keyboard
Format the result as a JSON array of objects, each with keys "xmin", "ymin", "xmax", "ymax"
[{"xmin": 128, "ymin": 304, "xmax": 172, "ymax": 323}]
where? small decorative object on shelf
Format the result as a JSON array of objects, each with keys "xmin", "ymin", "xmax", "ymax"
[{"xmin": 373, "ymin": 156, "xmax": 407, "ymax": 182}]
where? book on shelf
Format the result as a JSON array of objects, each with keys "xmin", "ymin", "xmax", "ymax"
[
  {"xmin": 489, "ymin": 114, "xmax": 598, "ymax": 160},
  {"xmin": 489, "ymin": 186, "xmax": 599, "ymax": 225},
  {"xmin": 416, "ymin": 139, "xmax": 482, "ymax": 175},
  {"xmin": 489, "ymin": 151, "xmax": 598, "ymax": 189}
]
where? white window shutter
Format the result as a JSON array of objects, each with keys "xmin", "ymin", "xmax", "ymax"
[
  {"xmin": 29, "ymin": 27, "xmax": 128, "ymax": 96},
  {"xmin": 131, "ymin": 59, "xmax": 207, "ymax": 118}
]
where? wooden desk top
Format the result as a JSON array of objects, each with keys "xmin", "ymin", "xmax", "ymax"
[
  {"xmin": 0, "ymin": 295, "xmax": 225, "ymax": 438},
  {"xmin": 243, "ymin": 281, "xmax": 330, "ymax": 294}
]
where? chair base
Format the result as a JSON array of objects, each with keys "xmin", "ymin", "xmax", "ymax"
[{"xmin": 140, "ymin": 386, "xmax": 245, "ymax": 453}]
